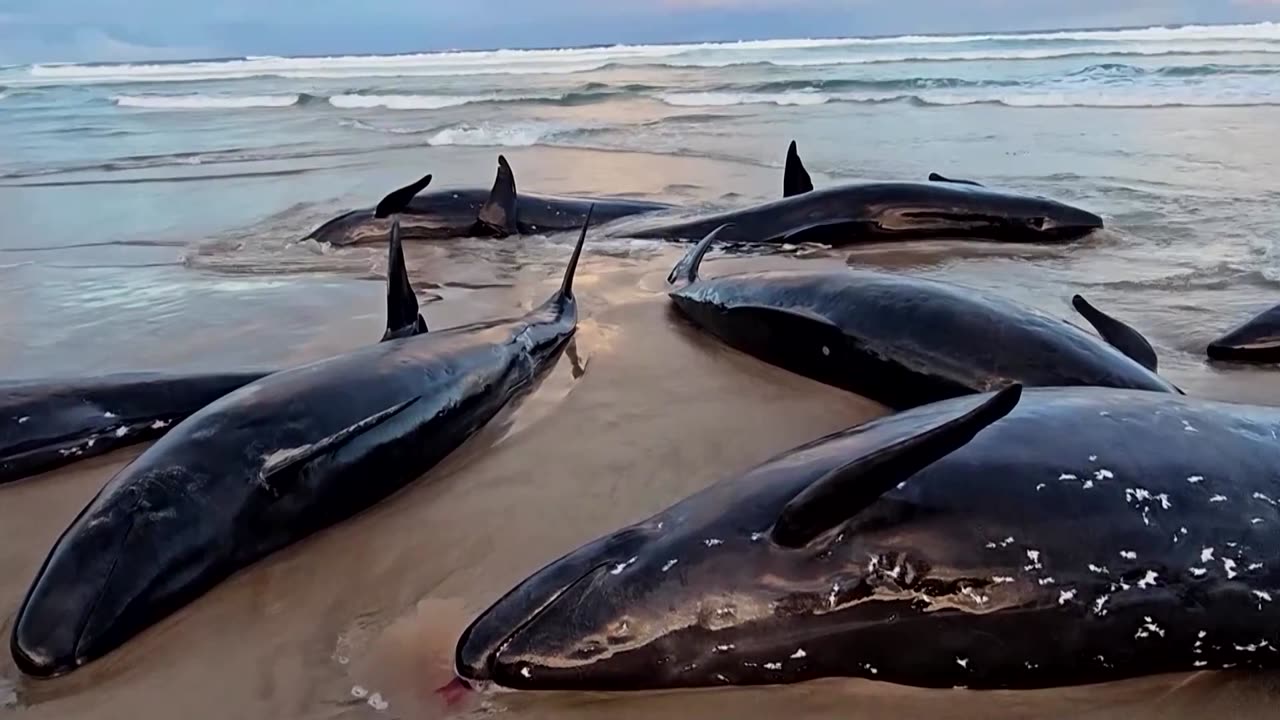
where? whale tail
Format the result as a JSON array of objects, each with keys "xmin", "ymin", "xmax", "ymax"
[
  {"xmin": 382, "ymin": 218, "xmax": 428, "ymax": 341},
  {"xmin": 477, "ymin": 155, "xmax": 519, "ymax": 237},
  {"xmin": 784, "ymin": 140, "xmax": 814, "ymax": 198},
  {"xmin": 1071, "ymin": 294, "xmax": 1159, "ymax": 373},
  {"xmin": 928, "ymin": 172, "xmax": 984, "ymax": 187},
  {"xmin": 772, "ymin": 384, "xmax": 1023, "ymax": 548},
  {"xmin": 374, "ymin": 174, "xmax": 433, "ymax": 218},
  {"xmin": 666, "ymin": 224, "xmax": 733, "ymax": 288}
]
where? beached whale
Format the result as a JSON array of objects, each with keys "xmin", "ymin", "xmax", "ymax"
[
  {"xmin": 1208, "ymin": 303, "xmax": 1280, "ymax": 364},
  {"xmin": 305, "ymin": 155, "xmax": 671, "ymax": 246},
  {"xmin": 664, "ymin": 228, "xmax": 1176, "ymax": 410},
  {"xmin": 610, "ymin": 141, "xmax": 1101, "ymax": 246},
  {"xmin": 0, "ymin": 370, "xmax": 271, "ymax": 485},
  {"xmin": 617, "ymin": 167, "xmax": 1103, "ymax": 245},
  {"xmin": 11, "ymin": 195, "xmax": 592, "ymax": 677},
  {"xmin": 456, "ymin": 385, "xmax": 1280, "ymax": 692}
]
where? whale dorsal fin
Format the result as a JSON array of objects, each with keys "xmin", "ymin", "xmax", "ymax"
[
  {"xmin": 928, "ymin": 172, "xmax": 983, "ymax": 187},
  {"xmin": 477, "ymin": 155, "xmax": 519, "ymax": 237},
  {"xmin": 667, "ymin": 224, "xmax": 734, "ymax": 287},
  {"xmin": 784, "ymin": 141, "xmax": 814, "ymax": 198},
  {"xmin": 382, "ymin": 218, "xmax": 428, "ymax": 341},
  {"xmin": 1071, "ymin": 295, "xmax": 1158, "ymax": 373},
  {"xmin": 374, "ymin": 174, "xmax": 433, "ymax": 218},
  {"xmin": 559, "ymin": 205, "xmax": 592, "ymax": 299},
  {"xmin": 258, "ymin": 396, "xmax": 422, "ymax": 494},
  {"xmin": 771, "ymin": 384, "xmax": 1022, "ymax": 548}
]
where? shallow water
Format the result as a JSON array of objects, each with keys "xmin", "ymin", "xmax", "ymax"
[{"xmin": 5, "ymin": 23, "xmax": 1280, "ymax": 720}]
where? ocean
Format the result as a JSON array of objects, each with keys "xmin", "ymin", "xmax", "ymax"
[{"xmin": 3, "ymin": 21, "xmax": 1280, "ymax": 720}]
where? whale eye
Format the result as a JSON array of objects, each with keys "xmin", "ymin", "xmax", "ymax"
[{"xmin": 1027, "ymin": 217, "xmax": 1047, "ymax": 230}]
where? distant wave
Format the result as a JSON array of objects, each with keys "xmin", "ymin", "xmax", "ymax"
[
  {"xmin": 0, "ymin": 143, "xmax": 394, "ymax": 180},
  {"xmin": 658, "ymin": 91, "xmax": 831, "ymax": 107},
  {"xmin": 655, "ymin": 89, "xmax": 1280, "ymax": 109},
  {"xmin": 424, "ymin": 121, "xmax": 582, "ymax": 147},
  {"xmin": 330, "ymin": 91, "xmax": 567, "ymax": 109},
  {"xmin": 113, "ymin": 93, "xmax": 312, "ymax": 109},
  {"xmin": 10, "ymin": 23, "xmax": 1280, "ymax": 85}
]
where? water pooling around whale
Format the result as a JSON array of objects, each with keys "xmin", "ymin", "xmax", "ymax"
[
  {"xmin": 10, "ymin": 195, "xmax": 594, "ymax": 678},
  {"xmin": 456, "ymin": 385, "xmax": 1280, "ymax": 692},
  {"xmin": 664, "ymin": 227, "xmax": 1177, "ymax": 410}
]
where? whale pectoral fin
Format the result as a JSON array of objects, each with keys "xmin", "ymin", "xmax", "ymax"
[
  {"xmin": 374, "ymin": 174, "xmax": 434, "ymax": 218},
  {"xmin": 771, "ymin": 384, "xmax": 1023, "ymax": 548},
  {"xmin": 784, "ymin": 140, "xmax": 814, "ymax": 198},
  {"xmin": 258, "ymin": 396, "xmax": 422, "ymax": 494},
  {"xmin": 478, "ymin": 155, "xmax": 519, "ymax": 237},
  {"xmin": 666, "ymin": 224, "xmax": 735, "ymax": 287},
  {"xmin": 928, "ymin": 172, "xmax": 984, "ymax": 187},
  {"xmin": 383, "ymin": 218, "xmax": 429, "ymax": 341},
  {"xmin": 1071, "ymin": 294, "xmax": 1159, "ymax": 373}
]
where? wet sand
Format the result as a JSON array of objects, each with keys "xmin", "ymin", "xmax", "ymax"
[{"xmin": 5, "ymin": 147, "xmax": 1280, "ymax": 719}]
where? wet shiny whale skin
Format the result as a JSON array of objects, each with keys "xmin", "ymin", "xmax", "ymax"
[
  {"xmin": 617, "ymin": 180, "xmax": 1103, "ymax": 246},
  {"xmin": 665, "ymin": 231, "xmax": 1178, "ymax": 410},
  {"xmin": 456, "ymin": 386, "xmax": 1280, "ymax": 692},
  {"xmin": 0, "ymin": 370, "xmax": 270, "ymax": 485},
  {"xmin": 10, "ymin": 213, "xmax": 590, "ymax": 678}
]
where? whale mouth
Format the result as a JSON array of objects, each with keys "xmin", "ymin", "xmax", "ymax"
[{"xmin": 457, "ymin": 562, "xmax": 610, "ymax": 686}]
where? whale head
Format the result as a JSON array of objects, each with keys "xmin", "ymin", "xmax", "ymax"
[
  {"xmin": 454, "ymin": 388, "xmax": 1026, "ymax": 692},
  {"xmin": 10, "ymin": 459, "xmax": 227, "ymax": 678},
  {"xmin": 1208, "ymin": 304, "xmax": 1280, "ymax": 364}
]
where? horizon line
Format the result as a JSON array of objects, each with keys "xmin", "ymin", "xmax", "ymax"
[{"xmin": 9, "ymin": 19, "xmax": 1274, "ymax": 69}]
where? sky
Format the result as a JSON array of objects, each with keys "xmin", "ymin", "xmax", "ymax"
[{"xmin": 1, "ymin": 0, "xmax": 1279, "ymax": 64}]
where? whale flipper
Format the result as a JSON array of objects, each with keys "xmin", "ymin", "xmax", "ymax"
[
  {"xmin": 258, "ymin": 396, "xmax": 422, "ymax": 493},
  {"xmin": 771, "ymin": 384, "xmax": 1023, "ymax": 547},
  {"xmin": 478, "ymin": 155, "xmax": 519, "ymax": 237},
  {"xmin": 374, "ymin": 174, "xmax": 434, "ymax": 218},
  {"xmin": 784, "ymin": 141, "xmax": 814, "ymax": 198},
  {"xmin": 666, "ymin": 224, "xmax": 734, "ymax": 287},
  {"xmin": 382, "ymin": 218, "xmax": 428, "ymax": 341},
  {"xmin": 1071, "ymin": 295, "xmax": 1158, "ymax": 373},
  {"xmin": 928, "ymin": 172, "xmax": 983, "ymax": 187}
]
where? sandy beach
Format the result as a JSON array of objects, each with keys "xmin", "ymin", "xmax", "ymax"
[{"xmin": 5, "ymin": 23, "xmax": 1280, "ymax": 718}]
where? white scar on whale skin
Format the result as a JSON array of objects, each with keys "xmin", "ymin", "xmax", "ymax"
[
  {"xmin": 661, "ymin": 559, "xmax": 679, "ymax": 573},
  {"xmin": 1201, "ymin": 547, "xmax": 1215, "ymax": 563},
  {"xmin": 1094, "ymin": 469, "xmax": 1114, "ymax": 481},
  {"xmin": 1120, "ymin": 551, "xmax": 1137, "ymax": 560},
  {"xmin": 1058, "ymin": 588, "xmax": 1077, "ymax": 605},
  {"xmin": 610, "ymin": 557, "xmax": 638, "ymax": 575},
  {"xmin": 790, "ymin": 649, "xmax": 807, "ymax": 659},
  {"xmin": 703, "ymin": 538, "xmax": 724, "ymax": 547},
  {"xmin": 1137, "ymin": 571, "xmax": 1159, "ymax": 589},
  {"xmin": 1210, "ymin": 495, "xmax": 1228, "ymax": 503},
  {"xmin": 16, "ymin": 416, "xmax": 30, "ymax": 424},
  {"xmin": 955, "ymin": 657, "xmax": 969, "ymax": 669},
  {"xmin": 1222, "ymin": 558, "xmax": 1238, "ymax": 579},
  {"xmin": 1187, "ymin": 476, "xmax": 1204, "ymax": 484},
  {"xmin": 1024, "ymin": 549, "xmax": 1043, "ymax": 571}
]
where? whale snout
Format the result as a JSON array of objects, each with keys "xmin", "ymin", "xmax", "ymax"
[
  {"xmin": 12, "ymin": 470, "xmax": 197, "ymax": 677},
  {"xmin": 454, "ymin": 527, "xmax": 652, "ymax": 685},
  {"xmin": 1040, "ymin": 204, "xmax": 1103, "ymax": 238},
  {"xmin": 11, "ymin": 503, "xmax": 139, "ymax": 677}
]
